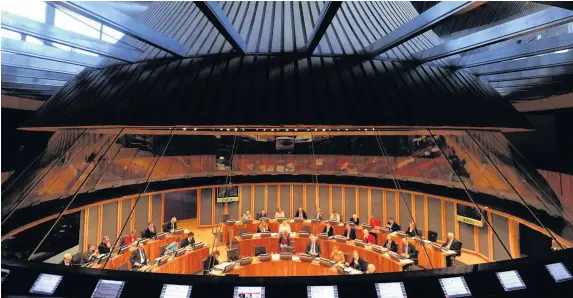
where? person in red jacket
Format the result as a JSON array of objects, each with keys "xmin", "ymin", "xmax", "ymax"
[
  {"xmin": 362, "ymin": 229, "xmax": 376, "ymax": 244},
  {"xmin": 124, "ymin": 229, "xmax": 138, "ymax": 245},
  {"xmin": 369, "ymin": 215, "xmax": 381, "ymax": 228}
]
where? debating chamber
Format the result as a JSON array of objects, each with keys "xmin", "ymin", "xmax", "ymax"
[{"xmin": 2, "ymin": 1, "xmax": 573, "ymax": 297}]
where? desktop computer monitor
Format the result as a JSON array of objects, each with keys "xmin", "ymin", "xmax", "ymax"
[
  {"xmin": 427, "ymin": 230, "xmax": 438, "ymax": 242},
  {"xmin": 254, "ymin": 246, "xmax": 267, "ymax": 256}
]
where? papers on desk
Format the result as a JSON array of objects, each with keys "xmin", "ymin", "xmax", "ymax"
[
  {"xmin": 343, "ymin": 267, "xmax": 363, "ymax": 275},
  {"xmin": 214, "ymin": 261, "xmax": 234, "ymax": 271},
  {"xmin": 271, "ymin": 233, "xmax": 279, "ymax": 237},
  {"xmin": 271, "ymin": 254, "xmax": 280, "ymax": 261},
  {"xmin": 253, "ymin": 233, "xmax": 261, "ymax": 237},
  {"xmin": 292, "ymin": 256, "xmax": 300, "ymax": 261},
  {"xmin": 290, "ymin": 232, "xmax": 297, "ymax": 237}
]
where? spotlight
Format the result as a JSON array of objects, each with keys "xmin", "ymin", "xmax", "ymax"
[
  {"xmin": 294, "ymin": 129, "xmax": 297, "ymax": 131},
  {"xmin": 315, "ymin": 129, "xmax": 318, "ymax": 131},
  {"xmin": 220, "ymin": 128, "xmax": 223, "ymax": 131},
  {"xmin": 345, "ymin": 129, "xmax": 348, "ymax": 131},
  {"xmin": 194, "ymin": 128, "xmax": 197, "ymax": 131},
  {"xmin": 307, "ymin": 129, "xmax": 310, "ymax": 131},
  {"xmin": 322, "ymin": 129, "xmax": 326, "ymax": 132},
  {"xmin": 183, "ymin": 128, "xmax": 186, "ymax": 131},
  {"xmin": 264, "ymin": 129, "xmax": 266, "ymax": 131},
  {"xmin": 271, "ymin": 129, "xmax": 274, "ymax": 132},
  {"xmin": 286, "ymin": 129, "xmax": 289, "ymax": 131},
  {"xmin": 227, "ymin": 128, "xmax": 230, "ymax": 131},
  {"xmin": 235, "ymin": 128, "xmax": 238, "ymax": 131}
]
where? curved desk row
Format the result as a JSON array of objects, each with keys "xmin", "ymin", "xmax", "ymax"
[
  {"xmin": 236, "ymin": 235, "xmax": 413, "ymax": 273},
  {"xmin": 213, "ymin": 257, "xmax": 341, "ymax": 277}
]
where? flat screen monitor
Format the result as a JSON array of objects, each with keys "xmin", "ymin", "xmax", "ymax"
[
  {"xmin": 307, "ymin": 286, "xmax": 339, "ymax": 298},
  {"xmin": 233, "ymin": 286, "xmax": 265, "ymax": 298},
  {"xmin": 91, "ymin": 279, "xmax": 125, "ymax": 298},
  {"xmin": 160, "ymin": 284, "xmax": 192, "ymax": 298},
  {"xmin": 217, "ymin": 186, "xmax": 239, "ymax": 203},
  {"xmin": 546, "ymin": 262, "xmax": 573, "ymax": 282},
  {"xmin": 375, "ymin": 282, "xmax": 407, "ymax": 298},
  {"xmin": 438, "ymin": 276, "xmax": 471, "ymax": 298},
  {"xmin": 29, "ymin": 273, "xmax": 63, "ymax": 295},
  {"xmin": 496, "ymin": 270, "xmax": 526, "ymax": 292}
]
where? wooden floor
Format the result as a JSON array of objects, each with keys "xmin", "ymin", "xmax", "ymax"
[{"xmin": 178, "ymin": 219, "xmax": 487, "ymax": 266}]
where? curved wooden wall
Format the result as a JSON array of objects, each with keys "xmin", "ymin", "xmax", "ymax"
[{"xmin": 5, "ymin": 183, "xmax": 571, "ymax": 263}]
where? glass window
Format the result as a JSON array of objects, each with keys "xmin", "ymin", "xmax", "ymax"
[
  {"xmin": 54, "ymin": 9, "xmax": 100, "ymax": 39},
  {"xmin": 2, "ymin": 1, "xmax": 46, "ymax": 22},
  {"xmin": 53, "ymin": 43, "xmax": 72, "ymax": 51},
  {"xmin": 26, "ymin": 35, "xmax": 44, "ymax": 45},
  {"xmin": 101, "ymin": 26, "xmax": 124, "ymax": 44},
  {"xmin": 73, "ymin": 48, "xmax": 99, "ymax": 57},
  {"xmin": 2, "ymin": 29, "xmax": 21, "ymax": 40}
]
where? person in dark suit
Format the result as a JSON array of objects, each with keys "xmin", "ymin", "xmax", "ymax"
[
  {"xmin": 405, "ymin": 222, "xmax": 419, "ymax": 237},
  {"xmin": 382, "ymin": 235, "xmax": 397, "ymax": 253},
  {"xmin": 279, "ymin": 231, "xmax": 291, "ymax": 252},
  {"xmin": 143, "ymin": 222, "xmax": 157, "ymax": 239},
  {"xmin": 349, "ymin": 214, "xmax": 360, "ymax": 225},
  {"xmin": 61, "ymin": 253, "xmax": 73, "ymax": 266},
  {"xmin": 98, "ymin": 236, "xmax": 111, "ymax": 254},
  {"xmin": 387, "ymin": 218, "xmax": 400, "ymax": 232},
  {"xmin": 442, "ymin": 232, "xmax": 462, "ymax": 267},
  {"xmin": 346, "ymin": 250, "xmax": 367, "ymax": 272},
  {"xmin": 256, "ymin": 209, "xmax": 268, "ymax": 220},
  {"xmin": 206, "ymin": 250, "xmax": 220, "ymax": 271},
  {"xmin": 342, "ymin": 223, "xmax": 357, "ymax": 240},
  {"xmin": 81, "ymin": 244, "xmax": 99, "ymax": 264},
  {"xmin": 163, "ymin": 217, "xmax": 178, "ymax": 233},
  {"xmin": 180, "ymin": 232, "xmax": 196, "ymax": 248},
  {"xmin": 400, "ymin": 238, "xmax": 418, "ymax": 265},
  {"xmin": 322, "ymin": 222, "xmax": 334, "ymax": 237},
  {"xmin": 130, "ymin": 243, "xmax": 149, "ymax": 269},
  {"xmin": 305, "ymin": 234, "xmax": 321, "ymax": 257},
  {"xmin": 295, "ymin": 207, "xmax": 307, "ymax": 219}
]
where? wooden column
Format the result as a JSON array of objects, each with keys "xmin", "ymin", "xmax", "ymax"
[{"xmin": 508, "ymin": 219, "xmax": 520, "ymax": 258}]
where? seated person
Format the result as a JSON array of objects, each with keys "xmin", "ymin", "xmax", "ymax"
[
  {"xmin": 331, "ymin": 246, "xmax": 346, "ymax": 264},
  {"xmin": 442, "ymin": 232, "xmax": 462, "ymax": 267},
  {"xmin": 349, "ymin": 214, "xmax": 360, "ymax": 225},
  {"xmin": 346, "ymin": 250, "xmax": 367, "ymax": 272},
  {"xmin": 400, "ymin": 238, "xmax": 418, "ymax": 265},
  {"xmin": 369, "ymin": 215, "xmax": 381, "ymax": 228},
  {"xmin": 256, "ymin": 209, "xmax": 268, "ymax": 220},
  {"xmin": 405, "ymin": 222, "xmax": 419, "ymax": 237},
  {"xmin": 257, "ymin": 222, "xmax": 271, "ymax": 233},
  {"xmin": 551, "ymin": 239, "xmax": 562, "ymax": 251},
  {"xmin": 366, "ymin": 263, "xmax": 376, "ymax": 274},
  {"xmin": 61, "ymin": 253, "xmax": 73, "ymax": 266},
  {"xmin": 278, "ymin": 221, "xmax": 291, "ymax": 234},
  {"xmin": 305, "ymin": 234, "xmax": 321, "ymax": 257},
  {"xmin": 162, "ymin": 217, "xmax": 178, "ymax": 233},
  {"xmin": 314, "ymin": 208, "xmax": 323, "ymax": 220},
  {"xmin": 143, "ymin": 222, "xmax": 157, "ymax": 239},
  {"xmin": 362, "ymin": 229, "xmax": 375, "ymax": 244},
  {"xmin": 279, "ymin": 231, "xmax": 291, "ymax": 252},
  {"xmin": 164, "ymin": 238, "xmax": 181, "ymax": 256},
  {"xmin": 180, "ymin": 232, "xmax": 196, "ymax": 248},
  {"xmin": 322, "ymin": 222, "xmax": 334, "ymax": 237},
  {"xmin": 98, "ymin": 236, "xmax": 112, "ymax": 254},
  {"xmin": 386, "ymin": 217, "xmax": 400, "ymax": 232},
  {"xmin": 295, "ymin": 207, "xmax": 307, "ymax": 219},
  {"xmin": 275, "ymin": 207, "xmax": 285, "ymax": 219},
  {"xmin": 382, "ymin": 235, "xmax": 397, "ymax": 252},
  {"xmin": 342, "ymin": 223, "xmax": 357, "ymax": 240},
  {"xmin": 241, "ymin": 211, "xmax": 252, "ymax": 221},
  {"xmin": 81, "ymin": 244, "xmax": 100, "ymax": 264},
  {"xmin": 330, "ymin": 210, "xmax": 341, "ymax": 222},
  {"xmin": 130, "ymin": 243, "xmax": 149, "ymax": 269},
  {"xmin": 124, "ymin": 229, "xmax": 138, "ymax": 245},
  {"xmin": 206, "ymin": 250, "xmax": 220, "ymax": 271}
]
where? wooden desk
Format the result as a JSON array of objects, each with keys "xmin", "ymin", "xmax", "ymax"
[
  {"xmin": 383, "ymin": 232, "xmax": 456, "ymax": 269},
  {"xmin": 236, "ymin": 235, "xmax": 411, "ymax": 273},
  {"xmin": 228, "ymin": 258, "xmax": 339, "ymax": 277},
  {"xmin": 152, "ymin": 247, "xmax": 210, "ymax": 274}
]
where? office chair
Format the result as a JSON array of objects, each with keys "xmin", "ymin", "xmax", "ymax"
[
  {"xmin": 159, "ymin": 244, "xmax": 168, "ymax": 256},
  {"xmin": 227, "ymin": 248, "xmax": 239, "ymax": 261},
  {"xmin": 237, "ymin": 227, "xmax": 248, "ymax": 236},
  {"xmin": 140, "ymin": 231, "xmax": 145, "ymax": 238},
  {"xmin": 202, "ymin": 258, "xmax": 210, "ymax": 275}
]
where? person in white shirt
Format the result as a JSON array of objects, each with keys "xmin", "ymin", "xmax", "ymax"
[
  {"xmin": 278, "ymin": 221, "xmax": 291, "ymax": 234},
  {"xmin": 275, "ymin": 207, "xmax": 285, "ymax": 219},
  {"xmin": 242, "ymin": 211, "xmax": 252, "ymax": 220},
  {"xmin": 330, "ymin": 210, "xmax": 341, "ymax": 222},
  {"xmin": 314, "ymin": 208, "xmax": 323, "ymax": 220}
]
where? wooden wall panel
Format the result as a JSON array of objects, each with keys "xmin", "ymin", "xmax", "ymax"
[
  {"xmin": 227, "ymin": 201, "xmax": 239, "ymax": 219},
  {"xmin": 399, "ymin": 192, "xmax": 413, "ymax": 225},
  {"xmin": 79, "ymin": 209, "xmax": 86, "ymax": 251},
  {"xmin": 215, "ymin": 193, "xmax": 224, "ymax": 224},
  {"xmin": 293, "ymin": 185, "xmax": 304, "ymax": 212},
  {"xmin": 414, "ymin": 195, "xmax": 425, "ymax": 231},
  {"xmin": 492, "ymin": 213, "xmax": 512, "ymax": 261},
  {"xmin": 120, "ymin": 198, "xmax": 133, "ymax": 231},
  {"xmin": 240, "ymin": 185, "xmax": 251, "ymax": 217},
  {"xmin": 479, "ymin": 224, "xmax": 490, "ymax": 258},
  {"xmin": 459, "ymin": 222, "xmax": 475, "ymax": 251},
  {"xmin": 152, "ymin": 194, "xmax": 162, "ymax": 230},
  {"xmin": 199, "ymin": 188, "xmax": 213, "ymax": 226},
  {"xmin": 445, "ymin": 201, "xmax": 455, "ymax": 242},
  {"xmin": 319, "ymin": 186, "xmax": 329, "ymax": 214},
  {"xmin": 102, "ymin": 202, "xmax": 118, "ymax": 243},
  {"xmin": 359, "ymin": 188, "xmax": 368, "ymax": 220},
  {"xmin": 304, "ymin": 185, "xmax": 315, "ymax": 215},
  {"xmin": 87, "ymin": 206, "xmax": 99, "ymax": 246},
  {"xmin": 135, "ymin": 196, "xmax": 150, "ymax": 233},
  {"xmin": 332, "ymin": 186, "xmax": 343, "ymax": 218},
  {"xmin": 254, "ymin": 185, "xmax": 265, "ymax": 214},
  {"xmin": 279, "ymin": 185, "xmax": 291, "ymax": 218},
  {"xmin": 267, "ymin": 185, "xmax": 278, "ymax": 215},
  {"xmin": 344, "ymin": 187, "xmax": 356, "ymax": 220},
  {"xmin": 386, "ymin": 191, "xmax": 396, "ymax": 222},
  {"xmin": 427, "ymin": 197, "xmax": 442, "ymax": 240},
  {"xmin": 371, "ymin": 189, "xmax": 383, "ymax": 221}
]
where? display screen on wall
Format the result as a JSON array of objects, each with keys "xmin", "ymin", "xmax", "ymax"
[
  {"xmin": 217, "ymin": 186, "xmax": 239, "ymax": 203},
  {"xmin": 456, "ymin": 205, "xmax": 484, "ymax": 227}
]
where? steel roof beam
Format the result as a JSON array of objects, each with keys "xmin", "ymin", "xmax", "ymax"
[
  {"xmin": 413, "ymin": 7, "xmax": 573, "ymax": 62},
  {"xmin": 2, "ymin": 75, "xmax": 67, "ymax": 87},
  {"xmin": 1, "ymin": 65, "xmax": 76, "ymax": 81},
  {"xmin": 306, "ymin": 1, "xmax": 343, "ymax": 55},
  {"xmin": 480, "ymin": 65, "xmax": 573, "ymax": 81},
  {"xmin": 469, "ymin": 50, "xmax": 573, "ymax": 76},
  {"xmin": 1, "ymin": 52, "xmax": 86, "ymax": 74},
  {"xmin": 193, "ymin": 1, "xmax": 246, "ymax": 55},
  {"xmin": 53, "ymin": 1, "xmax": 187, "ymax": 57}
]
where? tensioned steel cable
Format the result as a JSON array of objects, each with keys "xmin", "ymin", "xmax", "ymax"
[
  {"xmin": 28, "ymin": 129, "xmax": 124, "ymax": 259},
  {"xmin": 1, "ymin": 129, "xmax": 87, "ymax": 226},
  {"xmin": 373, "ymin": 131, "xmax": 435, "ymax": 269},
  {"xmin": 1, "ymin": 130, "xmax": 65, "ymax": 194},
  {"xmin": 103, "ymin": 129, "xmax": 174, "ymax": 269},
  {"xmin": 427, "ymin": 130, "xmax": 513, "ymax": 259},
  {"xmin": 465, "ymin": 130, "xmax": 565, "ymax": 250}
]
